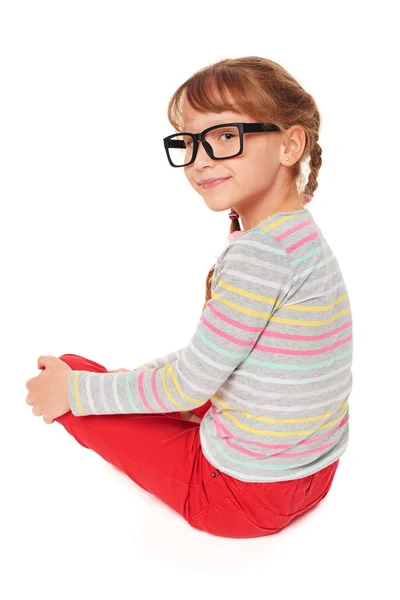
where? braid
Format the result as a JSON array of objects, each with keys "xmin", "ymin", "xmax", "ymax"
[{"xmin": 304, "ymin": 142, "xmax": 322, "ymax": 198}]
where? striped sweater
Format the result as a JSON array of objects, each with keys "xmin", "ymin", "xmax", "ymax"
[{"xmin": 67, "ymin": 207, "xmax": 352, "ymax": 482}]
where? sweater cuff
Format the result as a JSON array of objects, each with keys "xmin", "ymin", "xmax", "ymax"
[{"xmin": 68, "ymin": 371, "xmax": 87, "ymax": 416}]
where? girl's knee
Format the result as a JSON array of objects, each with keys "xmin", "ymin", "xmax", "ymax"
[{"xmin": 58, "ymin": 354, "xmax": 107, "ymax": 372}]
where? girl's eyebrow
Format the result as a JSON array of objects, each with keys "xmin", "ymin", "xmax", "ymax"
[{"xmin": 182, "ymin": 118, "xmax": 239, "ymax": 132}]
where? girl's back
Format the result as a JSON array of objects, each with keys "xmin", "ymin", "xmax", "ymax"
[{"xmin": 199, "ymin": 206, "xmax": 351, "ymax": 482}]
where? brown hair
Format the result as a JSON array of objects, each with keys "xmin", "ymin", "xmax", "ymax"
[{"xmin": 166, "ymin": 56, "xmax": 322, "ymax": 313}]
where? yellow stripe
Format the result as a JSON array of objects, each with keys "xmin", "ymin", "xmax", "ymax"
[
  {"xmin": 279, "ymin": 293, "xmax": 349, "ymax": 312},
  {"xmin": 213, "ymin": 290, "xmax": 351, "ymax": 326},
  {"xmin": 73, "ymin": 371, "xmax": 85, "ymax": 416},
  {"xmin": 216, "ymin": 278, "xmax": 349, "ymax": 315},
  {"xmin": 160, "ymin": 364, "xmax": 204, "ymax": 411},
  {"xmin": 210, "ymin": 400, "xmax": 349, "ymax": 437},
  {"xmin": 269, "ymin": 307, "xmax": 352, "ymax": 327},
  {"xmin": 213, "ymin": 394, "xmax": 348, "ymax": 424},
  {"xmin": 215, "ymin": 279, "xmax": 277, "ymax": 306},
  {"xmin": 212, "ymin": 292, "xmax": 272, "ymax": 319},
  {"xmin": 261, "ymin": 213, "xmax": 299, "ymax": 231}
]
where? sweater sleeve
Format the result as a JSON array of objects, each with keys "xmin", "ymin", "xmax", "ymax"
[{"xmin": 67, "ymin": 232, "xmax": 293, "ymax": 416}]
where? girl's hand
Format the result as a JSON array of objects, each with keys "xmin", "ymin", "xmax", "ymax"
[
  {"xmin": 25, "ymin": 356, "xmax": 72, "ymax": 424},
  {"xmin": 107, "ymin": 368, "xmax": 130, "ymax": 373}
]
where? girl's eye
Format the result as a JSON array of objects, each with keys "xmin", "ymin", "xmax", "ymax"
[{"xmin": 220, "ymin": 132, "xmax": 235, "ymax": 141}]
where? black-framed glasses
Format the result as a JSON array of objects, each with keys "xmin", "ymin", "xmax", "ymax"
[{"xmin": 163, "ymin": 122, "xmax": 281, "ymax": 168}]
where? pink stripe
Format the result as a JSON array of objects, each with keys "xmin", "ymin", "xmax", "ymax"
[
  {"xmin": 274, "ymin": 219, "xmax": 313, "ymax": 242},
  {"xmin": 271, "ymin": 441, "xmax": 335, "ymax": 458},
  {"xmin": 138, "ymin": 369, "xmax": 158, "ymax": 412},
  {"xmin": 138, "ymin": 367, "xmax": 170, "ymax": 413},
  {"xmin": 225, "ymin": 436, "xmax": 336, "ymax": 458},
  {"xmin": 209, "ymin": 276, "xmax": 351, "ymax": 345},
  {"xmin": 201, "ymin": 313, "xmax": 254, "ymax": 347},
  {"xmin": 207, "ymin": 302, "xmax": 264, "ymax": 333},
  {"xmin": 207, "ymin": 302, "xmax": 352, "ymax": 352},
  {"xmin": 203, "ymin": 316, "xmax": 351, "ymax": 360},
  {"xmin": 286, "ymin": 231, "xmax": 320, "ymax": 253},
  {"xmin": 298, "ymin": 414, "xmax": 349, "ymax": 444},
  {"xmin": 261, "ymin": 320, "xmax": 352, "ymax": 341},
  {"xmin": 211, "ymin": 404, "xmax": 349, "ymax": 450},
  {"xmin": 254, "ymin": 334, "xmax": 352, "ymax": 356}
]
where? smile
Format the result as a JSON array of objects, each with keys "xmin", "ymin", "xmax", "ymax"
[{"xmin": 200, "ymin": 177, "xmax": 231, "ymax": 190}]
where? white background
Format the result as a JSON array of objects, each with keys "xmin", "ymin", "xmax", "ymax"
[{"xmin": 1, "ymin": 1, "xmax": 398, "ymax": 598}]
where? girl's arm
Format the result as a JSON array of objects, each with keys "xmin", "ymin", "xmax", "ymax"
[{"xmin": 67, "ymin": 231, "xmax": 293, "ymax": 417}]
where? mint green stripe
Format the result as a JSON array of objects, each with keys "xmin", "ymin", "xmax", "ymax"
[
  {"xmin": 200, "ymin": 425, "xmax": 348, "ymax": 481},
  {"xmin": 125, "ymin": 371, "xmax": 140, "ymax": 412},
  {"xmin": 196, "ymin": 331, "xmax": 247, "ymax": 359},
  {"xmin": 289, "ymin": 245, "xmax": 324, "ymax": 267},
  {"xmin": 247, "ymin": 349, "xmax": 351, "ymax": 371}
]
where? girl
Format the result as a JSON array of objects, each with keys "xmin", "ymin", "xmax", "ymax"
[{"xmin": 25, "ymin": 56, "xmax": 352, "ymax": 539}]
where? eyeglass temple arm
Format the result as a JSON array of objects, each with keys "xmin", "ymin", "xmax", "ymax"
[
  {"xmin": 243, "ymin": 123, "xmax": 281, "ymax": 133},
  {"xmin": 166, "ymin": 124, "xmax": 280, "ymax": 149}
]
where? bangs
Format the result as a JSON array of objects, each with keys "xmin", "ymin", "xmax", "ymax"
[{"xmin": 169, "ymin": 68, "xmax": 269, "ymax": 132}]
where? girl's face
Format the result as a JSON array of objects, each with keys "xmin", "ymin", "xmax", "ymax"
[{"xmin": 181, "ymin": 104, "xmax": 305, "ymax": 227}]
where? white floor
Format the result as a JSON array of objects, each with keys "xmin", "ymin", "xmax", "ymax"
[{"xmin": 3, "ymin": 411, "xmax": 395, "ymax": 600}]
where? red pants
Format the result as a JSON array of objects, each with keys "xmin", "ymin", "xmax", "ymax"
[{"xmin": 55, "ymin": 353, "xmax": 340, "ymax": 539}]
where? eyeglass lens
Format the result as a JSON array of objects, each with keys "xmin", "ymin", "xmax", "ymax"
[{"xmin": 167, "ymin": 125, "xmax": 241, "ymax": 166}]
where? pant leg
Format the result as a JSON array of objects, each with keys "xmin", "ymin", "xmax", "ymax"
[
  {"xmin": 55, "ymin": 354, "xmax": 340, "ymax": 538},
  {"xmin": 190, "ymin": 399, "xmax": 212, "ymax": 419},
  {"xmin": 190, "ymin": 459, "xmax": 341, "ymax": 538},
  {"xmin": 55, "ymin": 354, "xmax": 224, "ymax": 528}
]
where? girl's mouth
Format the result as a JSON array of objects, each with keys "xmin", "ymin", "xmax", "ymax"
[{"xmin": 200, "ymin": 177, "xmax": 231, "ymax": 190}]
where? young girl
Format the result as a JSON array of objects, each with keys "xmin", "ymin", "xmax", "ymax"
[{"xmin": 26, "ymin": 56, "xmax": 352, "ymax": 539}]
